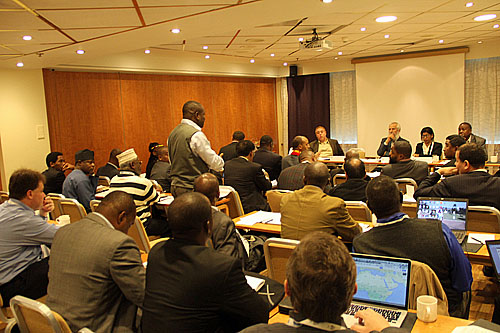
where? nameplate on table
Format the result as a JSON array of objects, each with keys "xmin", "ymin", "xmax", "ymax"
[{"xmin": 236, "ymin": 211, "xmax": 281, "ymax": 226}]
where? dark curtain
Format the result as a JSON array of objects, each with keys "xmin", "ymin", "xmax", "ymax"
[{"xmin": 287, "ymin": 73, "xmax": 330, "ymax": 147}]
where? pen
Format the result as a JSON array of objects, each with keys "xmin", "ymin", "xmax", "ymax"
[{"xmin": 470, "ymin": 237, "xmax": 485, "ymax": 245}]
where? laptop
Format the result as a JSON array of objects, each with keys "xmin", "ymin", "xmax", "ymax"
[
  {"xmin": 343, "ymin": 253, "xmax": 411, "ymax": 328},
  {"xmin": 416, "ymin": 197, "xmax": 469, "ymax": 244},
  {"xmin": 486, "ymin": 240, "xmax": 500, "ymax": 282}
]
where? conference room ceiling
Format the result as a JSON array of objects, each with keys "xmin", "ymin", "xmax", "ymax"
[{"xmin": 1, "ymin": 0, "xmax": 500, "ymax": 69}]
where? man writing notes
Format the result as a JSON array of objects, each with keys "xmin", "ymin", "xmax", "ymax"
[
  {"xmin": 377, "ymin": 121, "xmax": 409, "ymax": 157},
  {"xmin": 168, "ymin": 101, "xmax": 224, "ymax": 197},
  {"xmin": 310, "ymin": 125, "xmax": 344, "ymax": 157}
]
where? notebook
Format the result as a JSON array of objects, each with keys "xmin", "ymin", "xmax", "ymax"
[
  {"xmin": 343, "ymin": 253, "xmax": 411, "ymax": 328},
  {"xmin": 416, "ymin": 197, "xmax": 469, "ymax": 244},
  {"xmin": 486, "ymin": 240, "xmax": 500, "ymax": 282}
]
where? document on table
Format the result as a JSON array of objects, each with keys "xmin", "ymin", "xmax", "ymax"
[
  {"xmin": 219, "ymin": 186, "xmax": 232, "ymax": 198},
  {"xmin": 159, "ymin": 195, "xmax": 174, "ymax": 205},
  {"xmin": 236, "ymin": 211, "xmax": 281, "ymax": 226},
  {"xmin": 467, "ymin": 233, "xmax": 496, "ymax": 244},
  {"xmin": 245, "ymin": 275, "xmax": 265, "ymax": 291}
]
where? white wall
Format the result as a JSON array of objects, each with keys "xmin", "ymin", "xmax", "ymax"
[
  {"xmin": 356, "ymin": 53, "xmax": 465, "ymax": 156},
  {"xmin": 0, "ymin": 69, "xmax": 51, "ymax": 190}
]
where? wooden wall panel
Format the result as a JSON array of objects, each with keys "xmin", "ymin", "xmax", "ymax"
[{"xmin": 43, "ymin": 69, "xmax": 125, "ymax": 170}]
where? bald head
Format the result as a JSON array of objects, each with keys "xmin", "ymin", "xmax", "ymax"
[
  {"xmin": 299, "ymin": 150, "xmax": 315, "ymax": 163},
  {"xmin": 157, "ymin": 146, "xmax": 169, "ymax": 162},
  {"xmin": 304, "ymin": 162, "xmax": 330, "ymax": 188},
  {"xmin": 344, "ymin": 158, "xmax": 366, "ymax": 179},
  {"xmin": 168, "ymin": 192, "xmax": 212, "ymax": 242},
  {"xmin": 97, "ymin": 191, "xmax": 136, "ymax": 233},
  {"xmin": 345, "ymin": 149, "xmax": 360, "ymax": 160},
  {"xmin": 194, "ymin": 173, "xmax": 220, "ymax": 205}
]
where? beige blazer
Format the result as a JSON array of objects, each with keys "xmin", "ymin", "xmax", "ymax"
[{"xmin": 409, "ymin": 260, "xmax": 449, "ymax": 316}]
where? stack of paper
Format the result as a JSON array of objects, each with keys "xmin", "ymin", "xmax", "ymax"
[{"xmin": 236, "ymin": 211, "xmax": 281, "ymax": 226}]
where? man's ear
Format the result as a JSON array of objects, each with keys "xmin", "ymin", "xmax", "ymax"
[
  {"xmin": 25, "ymin": 190, "xmax": 34, "ymax": 200},
  {"xmin": 117, "ymin": 211, "xmax": 127, "ymax": 227},
  {"xmin": 463, "ymin": 160, "xmax": 471, "ymax": 171}
]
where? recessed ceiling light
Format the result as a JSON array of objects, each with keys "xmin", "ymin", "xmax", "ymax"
[
  {"xmin": 376, "ymin": 16, "xmax": 397, "ymax": 23},
  {"xmin": 337, "ymin": 51, "xmax": 343, "ymax": 55},
  {"xmin": 298, "ymin": 37, "xmax": 304, "ymax": 42},
  {"xmin": 144, "ymin": 49, "xmax": 151, "ymax": 54},
  {"xmin": 16, "ymin": 61, "xmax": 24, "ymax": 67},
  {"xmin": 283, "ymin": 62, "xmax": 288, "ymax": 66},
  {"xmin": 466, "ymin": 2, "xmax": 474, "ymax": 7},
  {"xmin": 360, "ymin": 27, "xmax": 367, "ymax": 31},
  {"xmin": 400, "ymin": 49, "xmax": 404, "ymax": 52},
  {"xmin": 494, "ymin": 24, "xmax": 499, "ymax": 29},
  {"xmin": 270, "ymin": 53, "xmax": 275, "ymax": 57},
  {"xmin": 171, "ymin": 28, "xmax": 181, "ymax": 33},
  {"xmin": 202, "ymin": 46, "xmax": 208, "ymax": 49},
  {"xmin": 322, "ymin": 0, "xmax": 333, "ymax": 3},
  {"xmin": 478, "ymin": 40, "xmax": 483, "ymax": 43},
  {"xmin": 384, "ymin": 34, "xmax": 390, "ymax": 38},
  {"xmin": 205, "ymin": 55, "xmax": 210, "ymax": 59},
  {"xmin": 250, "ymin": 59, "xmax": 255, "ymax": 63},
  {"xmin": 22, "ymin": 35, "xmax": 32, "ymax": 41},
  {"xmin": 334, "ymin": 57, "xmax": 338, "ymax": 60},
  {"xmin": 439, "ymin": 39, "xmax": 444, "ymax": 43},
  {"xmin": 76, "ymin": 49, "xmax": 85, "ymax": 55},
  {"xmin": 474, "ymin": 14, "xmax": 497, "ymax": 21}
]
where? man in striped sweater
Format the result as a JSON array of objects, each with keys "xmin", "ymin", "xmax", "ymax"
[{"xmin": 109, "ymin": 148, "xmax": 169, "ymax": 237}]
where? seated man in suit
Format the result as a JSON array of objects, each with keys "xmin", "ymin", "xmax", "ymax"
[
  {"xmin": 414, "ymin": 126, "xmax": 442, "ymax": 157},
  {"xmin": 310, "ymin": 125, "xmax": 344, "ymax": 157},
  {"xmin": 219, "ymin": 130, "xmax": 245, "ymax": 162},
  {"xmin": 47, "ymin": 191, "xmax": 145, "ymax": 333},
  {"xmin": 194, "ymin": 173, "xmax": 248, "ymax": 268},
  {"xmin": 109, "ymin": 148, "xmax": 168, "ymax": 237},
  {"xmin": 0, "ymin": 169, "xmax": 57, "ymax": 304},
  {"xmin": 62, "ymin": 149, "xmax": 98, "ymax": 212},
  {"xmin": 377, "ymin": 121, "xmax": 409, "ymax": 157},
  {"xmin": 242, "ymin": 232, "xmax": 402, "ymax": 333},
  {"xmin": 282, "ymin": 135, "xmax": 310, "ymax": 170},
  {"xmin": 381, "ymin": 141, "xmax": 428, "ymax": 185},
  {"xmin": 330, "ymin": 158, "xmax": 369, "ymax": 202},
  {"xmin": 224, "ymin": 140, "xmax": 272, "ymax": 213},
  {"xmin": 141, "ymin": 192, "xmax": 268, "ymax": 332},
  {"xmin": 281, "ymin": 162, "xmax": 361, "ymax": 241},
  {"xmin": 150, "ymin": 146, "xmax": 172, "ymax": 193},
  {"xmin": 253, "ymin": 135, "xmax": 282, "ymax": 181},
  {"xmin": 459, "ymin": 122, "xmax": 486, "ymax": 149},
  {"xmin": 278, "ymin": 150, "xmax": 315, "ymax": 191},
  {"xmin": 96, "ymin": 148, "xmax": 122, "ymax": 180},
  {"xmin": 442, "ymin": 134, "xmax": 466, "ymax": 167},
  {"xmin": 415, "ymin": 143, "xmax": 500, "ymax": 210},
  {"xmin": 354, "ymin": 176, "xmax": 472, "ymax": 318},
  {"xmin": 42, "ymin": 152, "xmax": 74, "ymax": 194}
]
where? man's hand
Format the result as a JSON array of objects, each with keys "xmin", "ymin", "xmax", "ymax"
[
  {"xmin": 350, "ymin": 309, "xmax": 390, "ymax": 333},
  {"xmin": 437, "ymin": 167, "xmax": 458, "ymax": 177},
  {"xmin": 385, "ymin": 132, "xmax": 396, "ymax": 144},
  {"xmin": 62, "ymin": 162, "xmax": 75, "ymax": 172},
  {"xmin": 40, "ymin": 197, "xmax": 54, "ymax": 217}
]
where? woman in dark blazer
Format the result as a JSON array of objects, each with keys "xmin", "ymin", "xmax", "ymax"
[{"xmin": 415, "ymin": 126, "xmax": 442, "ymax": 157}]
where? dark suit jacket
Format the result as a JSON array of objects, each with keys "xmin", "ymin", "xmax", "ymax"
[
  {"xmin": 329, "ymin": 178, "xmax": 368, "ymax": 202},
  {"xmin": 377, "ymin": 137, "xmax": 409, "ymax": 157},
  {"xmin": 96, "ymin": 162, "xmax": 120, "ymax": 180},
  {"xmin": 310, "ymin": 138, "xmax": 344, "ymax": 156},
  {"xmin": 211, "ymin": 208, "xmax": 248, "ymax": 269},
  {"xmin": 277, "ymin": 163, "xmax": 308, "ymax": 191},
  {"xmin": 470, "ymin": 134, "xmax": 486, "ymax": 148},
  {"xmin": 141, "ymin": 238, "xmax": 268, "ymax": 333},
  {"xmin": 219, "ymin": 142, "xmax": 238, "ymax": 162},
  {"xmin": 224, "ymin": 157, "xmax": 272, "ymax": 213},
  {"xmin": 42, "ymin": 167, "xmax": 65, "ymax": 194},
  {"xmin": 381, "ymin": 160, "xmax": 429, "ymax": 185},
  {"xmin": 414, "ymin": 171, "xmax": 500, "ymax": 210},
  {"xmin": 253, "ymin": 148, "xmax": 282, "ymax": 181},
  {"xmin": 415, "ymin": 142, "xmax": 443, "ymax": 157}
]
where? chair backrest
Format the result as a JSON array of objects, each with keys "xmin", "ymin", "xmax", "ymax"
[
  {"xmin": 409, "ymin": 260, "xmax": 449, "ymax": 316},
  {"xmin": 332, "ymin": 174, "xmax": 347, "ymax": 185},
  {"xmin": 394, "ymin": 178, "xmax": 418, "ymax": 194},
  {"xmin": 47, "ymin": 193, "xmax": 65, "ymax": 220},
  {"xmin": 266, "ymin": 190, "xmax": 291, "ymax": 213},
  {"xmin": 10, "ymin": 296, "xmax": 71, "ymax": 333},
  {"xmin": 218, "ymin": 204, "xmax": 229, "ymax": 216},
  {"xmin": 344, "ymin": 201, "xmax": 372, "ymax": 222},
  {"xmin": 467, "ymin": 206, "xmax": 500, "ymax": 233},
  {"xmin": 220, "ymin": 186, "xmax": 245, "ymax": 218},
  {"xmin": 0, "ymin": 191, "xmax": 9, "ymax": 204},
  {"xmin": 98, "ymin": 176, "xmax": 110, "ymax": 187},
  {"xmin": 402, "ymin": 203, "xmax": 417, "ymax": 218},
  {"xmin": 264, "ymin": 238, "xmax": 300, "ymax": 284},
  {"xmin": 128, "ymin": 218, "xmax": 151, "ymax": 253},
  {"xmin": 0, "ymin": 293, "xmax": 16, "ymax": 333},
  {"xmin": 59, "ymin": 198, "xmax": 87, "ymax": 223},
  {"xmin": 89, "ymin": 200, "xmax": 101, "ymax": 213}
]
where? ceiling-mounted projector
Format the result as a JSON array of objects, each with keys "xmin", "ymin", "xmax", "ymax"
[{"xmin": 299, "ymin": 39, "xmax": 333, "ymax": 50}]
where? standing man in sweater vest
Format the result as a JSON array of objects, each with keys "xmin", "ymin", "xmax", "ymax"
[
  {"xmin": 353, "ymin": 176, "xmax": 472, "ymax": 318},
  {"xmin": 168, "ymin": 101, "xmax": 224, "ymax": 197}
]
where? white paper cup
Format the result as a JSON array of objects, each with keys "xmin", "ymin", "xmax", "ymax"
[
  {"xmin": 56, "ymin": 215, "xmax": 71, "ymax": 226},
  {"xmin": 491, "ymin": 156, "xmax": 498, "ymax": 163},
  {"xmin": 417, "ymin": 295, "xmax": 437, "ymax": 323}
]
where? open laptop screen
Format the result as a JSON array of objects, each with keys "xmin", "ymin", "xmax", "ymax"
[
  {"xmin": 486, "ymin": 240, "xmax": 500, "ymax": 281},
  {"xmin": 351, "ymin": 254, "xmax": 411, "ymax": 310},
  {"xmin": 416, "ymin": 197, "xmax": 468, "ymax": 231}
]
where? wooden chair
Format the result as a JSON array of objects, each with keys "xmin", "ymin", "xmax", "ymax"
[
  {"xmin": 402, "ymin": 203, "xmax": 417, "ymax": 218},
  {"xmin": 46, "ymin": 193, "xmax": 65, "ymax": 220},
  {"xmin": 467, "ymin": 206, "xmax": 500, "ymax": 233},
  {"xmin": 9, "ymin": 295, "xmax": 72, "ymax": 333},
  {"xmin": 0, "ymin": 191, "xmax": 9, "ymax": 204},
  {"xmin": 266, "ymin": 190, "xmax": 292, "ymax": 213},
  {"xmin": 59, "ymin": 198, "xmax": 87, "ymax": 223},
  {"xmin": 0, "ymin": 294, "xmax": 16, "ymax": 333},
  {"xmin": 395, "ymin": 178, "xmax": 418, "ymax": 194},
  {"xmin": 97, "ymin": 176, "xmax": 110, "ymax": 187},
  {"xmin": 218, "ymin": 204, "xmax": 229, "ymax": 216},
  {"xmin": 220, "ymin": 186, "xmax": 245, "ymax": 219},
  {"xmin": 263, "ymin": 238, "xmax": 299, "ymax": 284},
  {"xmin": 345, "ymin": 201, "xmax": 372, "ymax": 222},
  {"xmin": 89, "ymin": 200, "xmax": 101, "ymax": 213},
  {"xmin": 127, "ymin": 218, "xmax": 168, "ymax": 253},
  {"xmin": 332, "ymin": 174, "xmax": 347, "ymax": 185}
]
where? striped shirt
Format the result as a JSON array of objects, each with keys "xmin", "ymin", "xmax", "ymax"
[{"xmin": 109, "ymin": 171, "xmax": 159, "ymax": 223}]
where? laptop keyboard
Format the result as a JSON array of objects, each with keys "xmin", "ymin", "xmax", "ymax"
[
  {"xmin": 452, "ymin": 230, "xmax": 466, "ymax": 244},
  {"xmin": 345, "ymin": 304, "xmax": 402, "ymax": 324}
]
